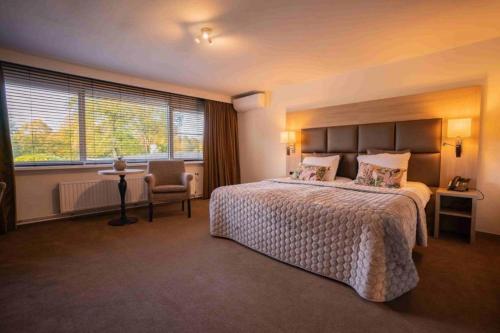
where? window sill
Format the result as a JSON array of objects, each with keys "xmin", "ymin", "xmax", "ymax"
[{"xmin": 14, "ymin": 161, "xmax": 204, "ymax": 172}]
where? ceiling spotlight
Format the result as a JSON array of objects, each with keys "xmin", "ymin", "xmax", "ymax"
[
  {"xmin": 195, "ymin": 27, "xmax": 213, "ymax": 45},
  {"xmin": 202, "ymin": 28, "xmax": 211, "ymax": 39}
]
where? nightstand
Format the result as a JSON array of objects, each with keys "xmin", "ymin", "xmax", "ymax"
[{"xmin": 434, "ymin": 188, "xmax": 480, "ymax": 243}]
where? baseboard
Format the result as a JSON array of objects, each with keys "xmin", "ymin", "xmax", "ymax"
[{"xmin": 17, "ymin": 196, "xmax": 203, "ymax": 226}]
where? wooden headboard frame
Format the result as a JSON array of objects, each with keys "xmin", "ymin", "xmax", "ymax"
[{"xmin": 301, "ymin": 118, "xmax": 442, "ymax": 187}]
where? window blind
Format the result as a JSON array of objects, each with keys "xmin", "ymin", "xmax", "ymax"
[{"xmin": 2, "ymin": 62, "xmax": 205, "ymax": 165}]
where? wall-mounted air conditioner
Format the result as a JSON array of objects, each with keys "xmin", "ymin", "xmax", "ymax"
[{"xmin": 233, "ymin": 92, "xmax": 267, "ymax": 112}]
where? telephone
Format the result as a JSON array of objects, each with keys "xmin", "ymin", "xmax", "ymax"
[{"xmin": 447, "ymin": 176, "xmax": 470, "ymax": 192}]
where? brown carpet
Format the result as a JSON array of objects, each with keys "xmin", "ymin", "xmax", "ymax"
[{"xmin": 0, "ymin": 200, "xmax": 499, "ymax": 333}]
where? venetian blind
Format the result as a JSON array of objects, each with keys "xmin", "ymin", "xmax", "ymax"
[{"xmin": 2, "ymin": 62, "xmax": 204, "ymax": 165}]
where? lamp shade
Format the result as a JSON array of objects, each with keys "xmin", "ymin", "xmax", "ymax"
[
  {"xmin": 280, "ymin": 131, "xmax": 288, "ymax": 143},
  {"xmin": 447, "ymin": 118, "xmax": 471, "ymax": 138},
  {"xmin": 280, "ymin": 131, "xmax": 296, "ymax": 144}
]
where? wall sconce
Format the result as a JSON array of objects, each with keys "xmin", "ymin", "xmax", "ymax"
[
  {"xmin": 280, "ymin": 131, "xmax": 296, "ymax": 155},
  {"xmin": 444, "ymin": 118, "xmax": 471, "ymax": 158}
]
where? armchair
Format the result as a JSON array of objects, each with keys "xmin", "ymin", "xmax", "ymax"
[{"xmin": 144, "ymin": 160, "xmax": 194, "ymax": 221}]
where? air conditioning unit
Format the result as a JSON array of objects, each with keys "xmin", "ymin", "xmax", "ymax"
[{"xmin": 233, "ymin": 92, "xmax": 266, "ymax": 112}]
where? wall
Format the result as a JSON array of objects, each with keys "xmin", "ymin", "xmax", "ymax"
[
  {"xmin": 15, "ymin": 163, "xmax": 203, "ymax": 222},
  {"xmin": 0, "ymin": 48, "xmax": 231, "ymax": 103},
  {"xmin": 238, "ymin": 38, "xmax": 500, "ymax": 235},
  {"xmin": 0, "ymin": 48, "xmax": 230, "ymax": 222},
  {"xmin": 237, "ymin": 92, "xmax": 284, "ymax": 182}
]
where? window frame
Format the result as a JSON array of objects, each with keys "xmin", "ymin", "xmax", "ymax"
[{"xmin": 2, "ymin": 62, "xmax": 205, "ymax": 167}]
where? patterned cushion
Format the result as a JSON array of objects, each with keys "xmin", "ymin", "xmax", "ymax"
[
  {"xmin": 291, "ymin": 164, "xmax": 329, "ymax": 181},
  {"xmin": 302, "ymin": 155, "xmax": 340, "ymax": 181},
  {"xmin": 355, "ymin": 162, "xmax": 406, "ymax": 188}
]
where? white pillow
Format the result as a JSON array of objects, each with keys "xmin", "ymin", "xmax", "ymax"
[
  {"xmin": 302, "ymin": 155, "xmax": 340, "ymax": 181},
  {"xmin": 357, "ymin": 153, "xmax": 411, "ymax": 187},
  {"xmin": 333, "ymin": 176, "xmax": 353, "ymax": 184}
]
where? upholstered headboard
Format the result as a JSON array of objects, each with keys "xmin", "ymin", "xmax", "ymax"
[{"xmin": 301, "ymin": 118, "xmax": 442, "ymax": 187}]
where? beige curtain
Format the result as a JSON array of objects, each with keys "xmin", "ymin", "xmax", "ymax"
[
  {"xmin": 0, "ymin": 64, "xmax": 16, "ymax": 233},
  {"xmin": 203, "ymin": 100, "xmax": 241, "ymax": 199}
]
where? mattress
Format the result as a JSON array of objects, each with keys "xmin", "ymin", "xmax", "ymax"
[{"xmin": 209, "ymin": 179, "xmax": 428, "ymax": 301}]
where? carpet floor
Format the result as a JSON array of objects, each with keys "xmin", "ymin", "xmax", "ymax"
[{"xmin": 0, "ymin": 200, "xmax": 499, "ymax": 333}]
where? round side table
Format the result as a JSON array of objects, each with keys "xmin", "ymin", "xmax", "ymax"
[{"xmin": 97, "ymin": 169, "xmax": 144, "ymax": 226}]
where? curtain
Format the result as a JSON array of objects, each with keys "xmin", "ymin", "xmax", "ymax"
[
  {"xmin": 0, "ymin": 64, "xmax": 16, "ymax": 233},
  {"xmin": 203, "ymin": 100, "xmax": 241, "ymax": 199}
]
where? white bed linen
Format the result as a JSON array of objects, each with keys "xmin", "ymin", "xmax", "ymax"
[
  {"xmin": 332, "ymin": 176, "xmax": 352, "ymax": 183},
  {"xmin": 404, "ymin": 181, "xmax": 432, "ymax": 207}
]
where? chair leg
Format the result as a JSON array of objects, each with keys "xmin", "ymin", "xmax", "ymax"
[
  {"xmin": 148, "ymin": 203, "xmax": 153, "ymax": 222},
  {"xmin": 187, "ymin": 199, "xmax": 191, "ymax": 218},
  {"xmin": 181, "ymin": 200, "xmax": 185, "ymax": 211}
]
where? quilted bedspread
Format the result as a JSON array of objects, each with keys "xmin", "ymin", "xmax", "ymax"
[{"xmin": 209, "ymin": 179, "xmax": 428, "ymax": 302}]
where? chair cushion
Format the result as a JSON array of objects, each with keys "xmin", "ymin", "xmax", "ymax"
[{"xmin": 152, "ymin": 185, "xmax": 187, "ymax": 193}]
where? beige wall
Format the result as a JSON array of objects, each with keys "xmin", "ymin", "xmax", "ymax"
[
  {"xmin": 238, "ymin": 38, "xmax": 500, "ymax": 235},
  {"xmin": 0, "ymin": 48, "xmax": 229, "ymax": 222},
  {"xmin": 15, "ymin": 163, "xmax": 203, "ymax": 222}
]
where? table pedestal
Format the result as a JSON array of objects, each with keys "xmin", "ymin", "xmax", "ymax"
[{"xmin": 108, "ymin": 175, "xmax": 137, "ymax": 226}]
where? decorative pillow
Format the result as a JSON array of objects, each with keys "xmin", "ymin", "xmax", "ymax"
[
  {"xmin": 291, "ymin": 164, "xmax": 330, "ymax": 181},
  {"xmin": 357, "ymin": 152, "xmax": 411, "ymax": 187},
  {"xmin": 302, "ymin": 155, "xmax": 340, "ymax": 181},
  {"xmin": 354, "ymin": 162, "xmax": 406, "ymax": 188}
]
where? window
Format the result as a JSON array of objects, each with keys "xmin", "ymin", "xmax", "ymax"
[{"xmin": 2, "ymin": 63, "xmax": 204, "ymax": 165}]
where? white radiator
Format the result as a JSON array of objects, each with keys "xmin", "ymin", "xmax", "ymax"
[{"xmin": 59, "ymin": 178, "xmax": 147, "ymax": 214}]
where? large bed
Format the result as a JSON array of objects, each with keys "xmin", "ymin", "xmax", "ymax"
[{"xmin": 210, "ymin": 119, "xmax": 442, "ymax": 302}]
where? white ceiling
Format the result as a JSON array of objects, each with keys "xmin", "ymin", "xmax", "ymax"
[{"xmin": 1, "ymin": 0, "xmax": 500, "ymax": 96}]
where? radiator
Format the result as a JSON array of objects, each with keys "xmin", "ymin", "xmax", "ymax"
[{"xmin": 59, "ymin": 178, "xmax": 147, "ymax": 214}]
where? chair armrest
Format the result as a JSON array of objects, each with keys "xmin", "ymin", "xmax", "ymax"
[
  {"xmin": 181, "ymin": 172, "xmax": 194, "ymax": 187},
  {"xmin": 144, "ymin": 174, "xmax": 156, "ymax": 188}
]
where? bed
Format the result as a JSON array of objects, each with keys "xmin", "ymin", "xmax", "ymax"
[{"xmin": 210, "ymin": 118, "xmax": 442, "ymax": 302}]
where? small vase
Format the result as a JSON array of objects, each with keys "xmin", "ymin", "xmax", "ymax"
[{"xmin": 113, "ymin": 157, "xmax": 127, "ymax": 171}]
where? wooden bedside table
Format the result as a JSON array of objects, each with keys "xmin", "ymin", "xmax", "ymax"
[{"xmin": 434, "ymin": 188, "xmax": 480, "ymax": 243}]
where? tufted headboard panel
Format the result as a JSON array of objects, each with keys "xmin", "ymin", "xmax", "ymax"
[{"xmin": 301, "ymin": 118, "xmax": 442, "ymax": 187}]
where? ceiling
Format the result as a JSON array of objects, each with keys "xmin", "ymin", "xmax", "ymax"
[{"xmin": 1, "ymin": 0, "xmax": 500, "ymax": 96}]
